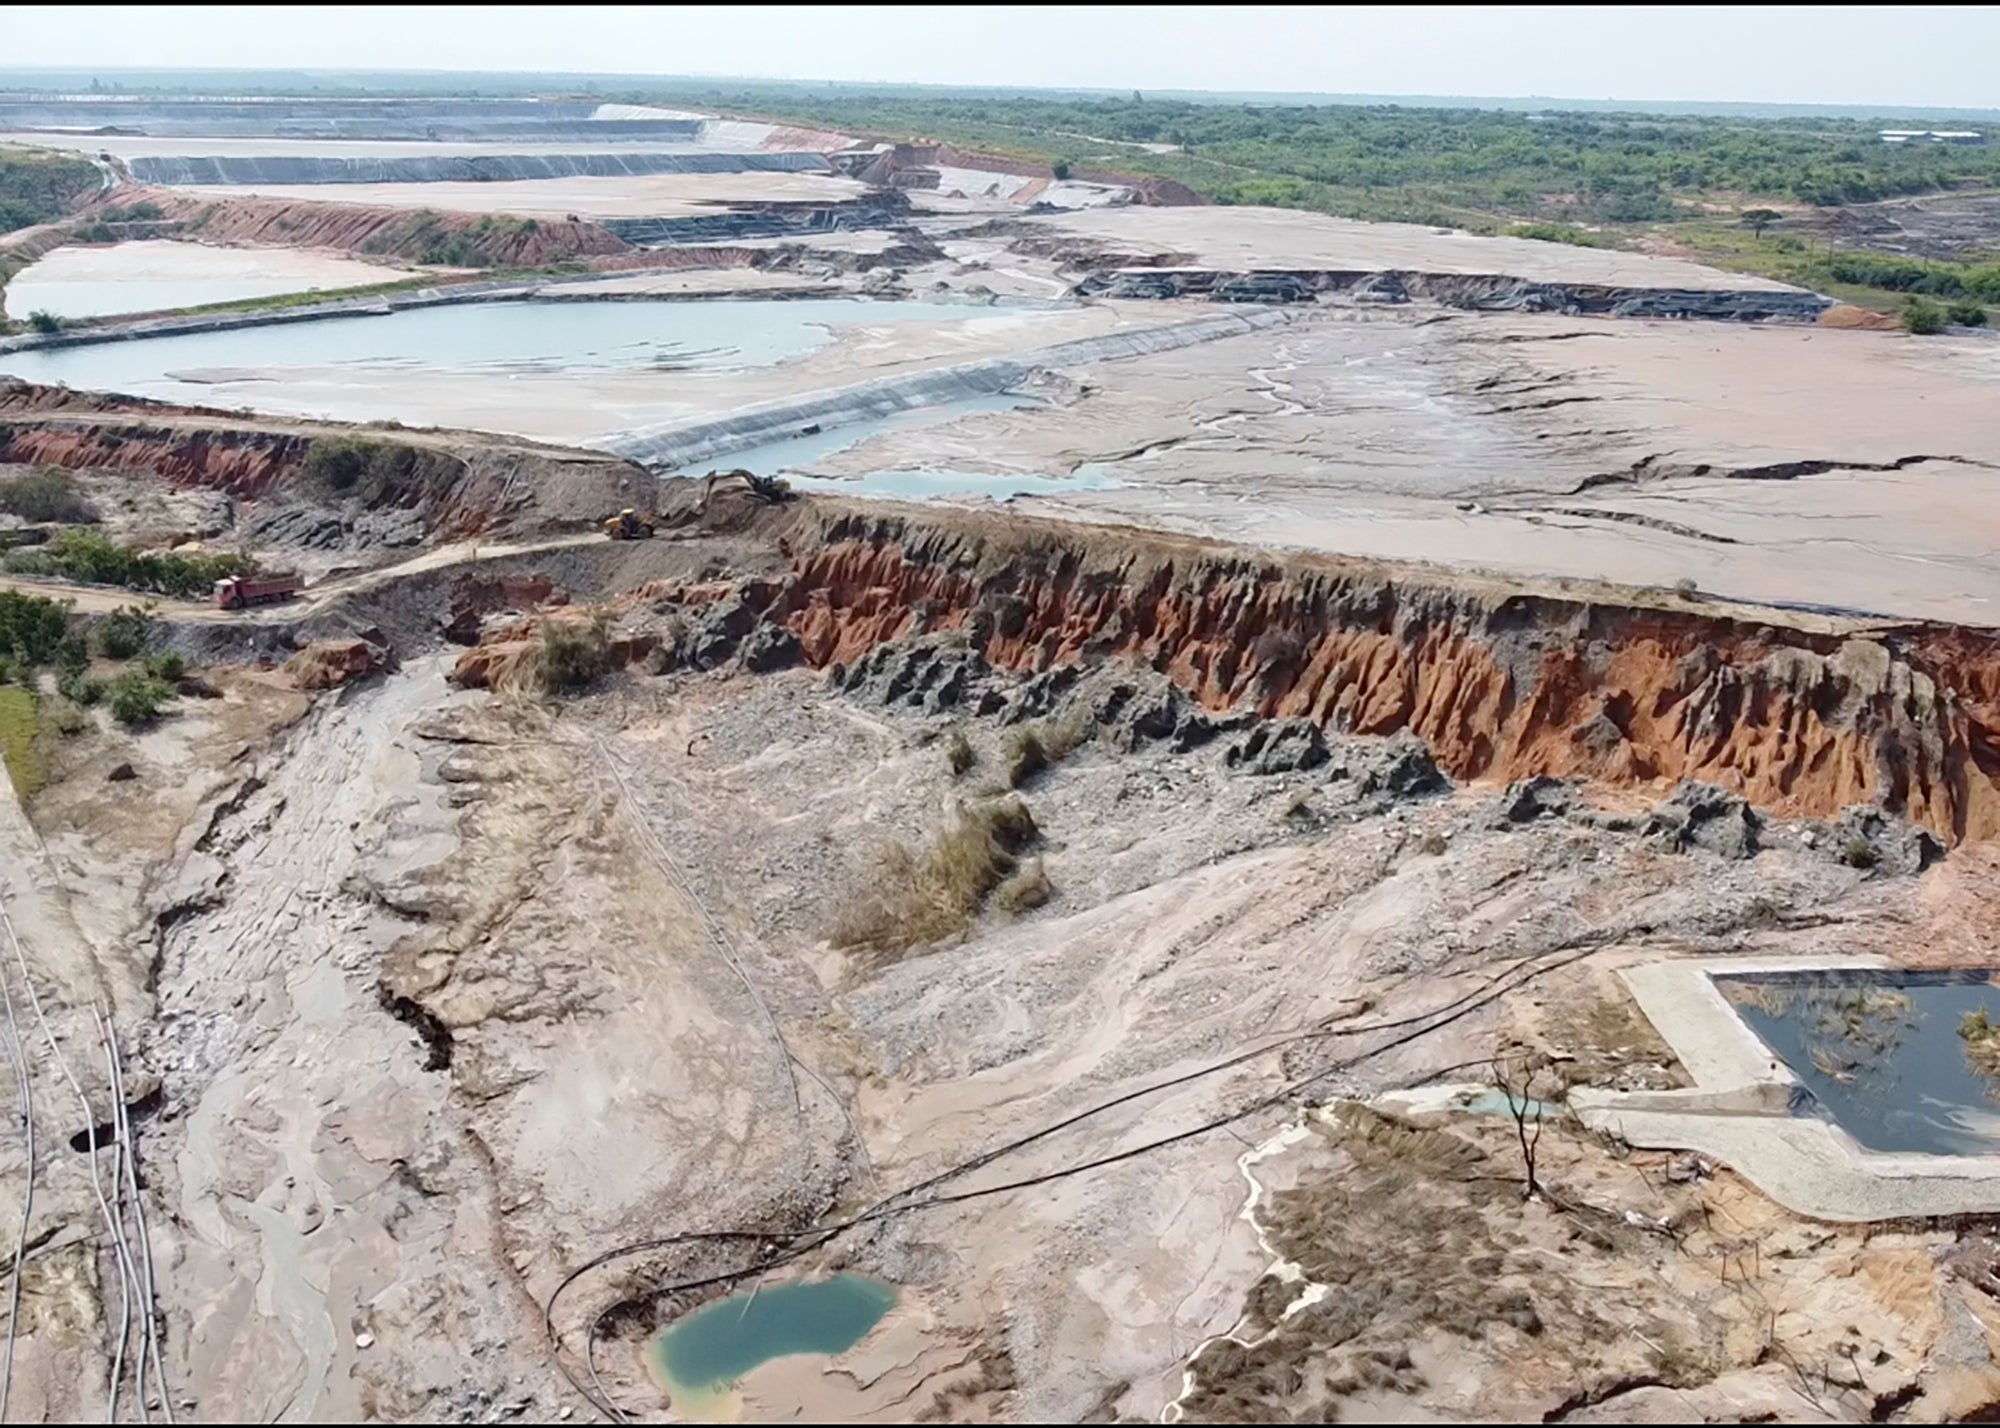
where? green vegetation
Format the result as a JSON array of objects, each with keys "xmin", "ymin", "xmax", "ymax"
[
  {"xmin": 1962, "ymin": 1008, "xmax": 2000, "ymax": 1088},
  {"xmin": 1503, "ymin": 222, "xmax": 1607, "ymax": 248},
  {"xmin": 88, "ymin": 605, "xmax": 152, "ymax": 660},
  {"xmin": 99, "ymin": 200, "xmax": 164, "ymax": 223},
  {"xmin": 0, "ymin": 467, "xmax": 95, "ymax": 523},
  {"xmin": 105, "ymin": 667, "xmax": 174, "ymax": 727},
  {"xmin": 26, "ymin": 310, "xmax": 60, "ymax": 334},
  {"xmin": 0, "ymin": 685, "xmax": 44, "ymax": 797},
  {"xmin": 360, "ymin": 209, "xmax": 568, "ymax": 267},
  {"xmin": 1902, "ymin": 296, "xmax": 1948, "ymax": 334},
  {"xmin": 1948, "ymin": 299, "xmax": 1991, "ymax": 327},
  {"xmin": 0, "ymin": 589, "xmax": 72, "ymax": 666},
  {"xmin": 5, "ymin": 529, "xmax": 250, "ymax": 599},
  {"xmin": 299, "ymin": 435, "xmax": 448, "ymax": 504},
  {"xmin": 648, "ymin": 89, "xmax": 2000, "ymax": 226},
  {"xmin": 0, "ymin": 149, "xmax": 100, "ymax": 235},
  {"xmin": 1740, "ymin": 207, "xmax": 1784, "ymax": 237}
]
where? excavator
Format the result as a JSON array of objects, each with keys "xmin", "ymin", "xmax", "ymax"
[{"xmin": 604, "ymin": 508, "xmax": 656, "ymax": 540}]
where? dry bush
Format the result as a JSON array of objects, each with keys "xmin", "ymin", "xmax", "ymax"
[
  {"xmin": 994, "ymin": 856, "xmax": 1051, "ymax": 914},
  {"xmin": 1000, "ymin": 726, "xmax": 1047, "ymax": 788},
  {"xmin": 523, "ymin": 616, "xmax": 612, "ymax": 696},
  {"xmin": 833, "ymin": 796, "xmax": 1040, "ymax": 960},
  {"xmin": 945, "ymin": 727, "xmax": 976, "ymax": 777},
  {"xmin": 1001, "ymin": 707, "xmax": 1095, "ymax": 788}
]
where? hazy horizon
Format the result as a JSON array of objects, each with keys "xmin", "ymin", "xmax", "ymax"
[{"xmin": 7, "ymin": 5, "xmax": 1998, "ymax": 113}]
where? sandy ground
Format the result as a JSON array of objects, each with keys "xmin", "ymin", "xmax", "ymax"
[
  {"xmin": 173, "ymin": 171, "xmax": 871, "ymax": 219},
  {"xmin": 1034, "ymin": 205, "xmax": 1799, "ymax": 290},
  {"xmin": 812, "ymin": 308, "xmax": 2000, "ymax": 623},
  {"xmin": 2, "ymin": 239, "xmax": 416, "ymax": 319}
]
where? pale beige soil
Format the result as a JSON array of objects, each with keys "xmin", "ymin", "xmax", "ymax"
[
  {"xmin": 175, "ymin": 171, "xmax": 872, "ymax": 220},
  {"xmin": 3, "ymin": 239, "xmax": 420, "ymax": 319},
  {"xmin": 1035, "ymin": 205, "xmax": 1800, "ymax": 290}
]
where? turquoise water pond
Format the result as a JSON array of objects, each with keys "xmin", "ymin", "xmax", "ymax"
[{"xmin": 652, "ymin": 1273, "xmax": 898, "ymax": 1399}]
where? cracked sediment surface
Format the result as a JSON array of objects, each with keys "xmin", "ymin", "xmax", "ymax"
[{"xmin": 804, "ymin": 310, "xmax": 2000, "ymax": 624}]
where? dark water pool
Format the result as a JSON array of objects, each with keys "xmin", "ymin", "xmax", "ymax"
[{"xmin": 1721, "ymin": 970, "xmax": 2000, "ymax": 1155}]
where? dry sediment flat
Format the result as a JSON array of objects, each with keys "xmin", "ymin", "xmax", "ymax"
[
  {"xmin": 0, "ymin": 132, "xmax": 772, "ymax": 160},
  {"xmin": 45, "ymin": 299, "xmax": 1190, "ymax": 442},
  {"xmin": 0, "ymin": 238, "xmax": 418, "ymax": 319},
  {"xmin": 173, "ymin": 170, "xmax": 871, "ymax": 218},
  {"xmin": 819, "ymin": 309, "xmax": 2000, "ymax": 623},
  {"xmin": 1035, "ymin": 205, "xmax": 1800, "ymax": 290}
]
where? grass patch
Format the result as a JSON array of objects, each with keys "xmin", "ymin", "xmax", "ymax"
[
  {"xmin": 833, "ymin": 795, "xmax": 1040, "ymax": 960},
  {"xmin": 0, "ymin": 685, "xmax": 44, "ymax": 799},
  {"xmin": 1504, "ymin": 222, "xmax": 1608, "ymax": 247}
]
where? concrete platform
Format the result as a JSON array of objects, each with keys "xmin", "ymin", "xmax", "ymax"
[{"xmin": 1572, "ymin": 955, "xmax": 2000, "ymax": 1222}]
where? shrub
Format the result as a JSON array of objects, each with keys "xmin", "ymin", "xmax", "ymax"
[
  {"xmin": 833, "ymin": 796, "xmax": 1041, "ymax": 958},
  {"xmin": 1001, "ymin": 726, "xmax": 1047, "ymax": 788},
  {"xmin": 526, "ymin": 616, "xmax": 612, "ymax": 695},
  {"xmin": 299, "ymin": 436, "xmax": 429, "ymax": 503},
  {"xmin": 106, "ymin": 669, "xmax": 174, "ymax": 727},
  {"xmin": 1673, "ymin": 576, "xmax": 1699, "ymax": 599},
  {"xmin": 0, "ymin": 589, "xmax": 71, "ymax": 665},
  {"xmin": 945, "ymin": 727, "xmax": 975, "ymax": 777},
  {"xmin": 1946, "ymin": 299, "xmax": 1989, "ymax": 327},
  {"xmin": 1842, "ymin": 835, "xmax": 1878, "ymax": 869},
  {"xmin": 1902, "ymin": 297, "xmax": 1948, "ymax": 335},
  {"xmin": 26, "ymin": 310, "xmax": 60, "ymax": 334},
  {"xmin": 56, "ymin": 668, "xmax": 102, "ymax": 707},
  {"xmin": 90, "ymin": 605, "xmax": 151, "ymax": 660},
  {"xmin": 0, "ymin": 467, "xmax": 95, "ymax": 523},
  {"xmin": 993, "ymin": 856, "xmax": 1052, "ymax": 914},
  {"xmin": 142, "ymin": 650, "xmax": 185, "ymax": 682},
  {"xmin": 5, "ymin": 528, "xmax": 250, "ymax": 599}
]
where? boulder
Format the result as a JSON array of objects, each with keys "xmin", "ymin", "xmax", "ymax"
[
  {"xmin": 1646, "ymin": 781, "xmax": 1761, "ymax": 859},
  {"xmin": 1489, "ymin": 775, "xmax": 1574, "ymax": 826},
  {"xmin": 1227, "ymin": 719, "xmax": 1331, "ymax": 776}
]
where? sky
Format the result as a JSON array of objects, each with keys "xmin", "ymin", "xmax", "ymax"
[{"xmin": 6, "ymin": 4, "xmax": 1999, "ymax": 111}]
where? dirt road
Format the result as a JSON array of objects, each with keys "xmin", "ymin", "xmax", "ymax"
[{"xmin": 0, "ymin": 529, "xmax": 605, "ymax": 620}]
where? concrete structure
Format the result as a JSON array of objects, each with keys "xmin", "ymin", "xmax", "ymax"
[{"xmin": 1572, "ymin": 956, "xmax": 2000, "ymax": 1221}]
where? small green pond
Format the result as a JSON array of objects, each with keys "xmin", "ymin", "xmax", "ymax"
[{"xmin": 652, "ymin": 1273, "xmax": 898, "ymax": 1402}]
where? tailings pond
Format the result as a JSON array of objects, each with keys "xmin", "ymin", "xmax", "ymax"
[
  {"xmin": 1721, "ymin": 971, "xmax": 2000, "ymax": 1156},
  {"xmin": 1, "ymin": 296, "xmax": 1000, "ymax": 388},
  {"xmin": 0, "ymin": 296, "xmax": 1042, "ymax": 437},
  {"xmin": 651, "ymin": 1273, "xmax": 897, "ymax": 1409}
]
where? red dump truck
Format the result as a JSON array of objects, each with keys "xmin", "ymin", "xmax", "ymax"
[{"xmin": 213, "ymin": 573, "xmax": 303, "ymax": 610}]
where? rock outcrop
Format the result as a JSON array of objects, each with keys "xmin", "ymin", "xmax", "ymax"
[{"xmin": 450, "ymin": 500, "xmax": 2000, "ymax": 844}]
